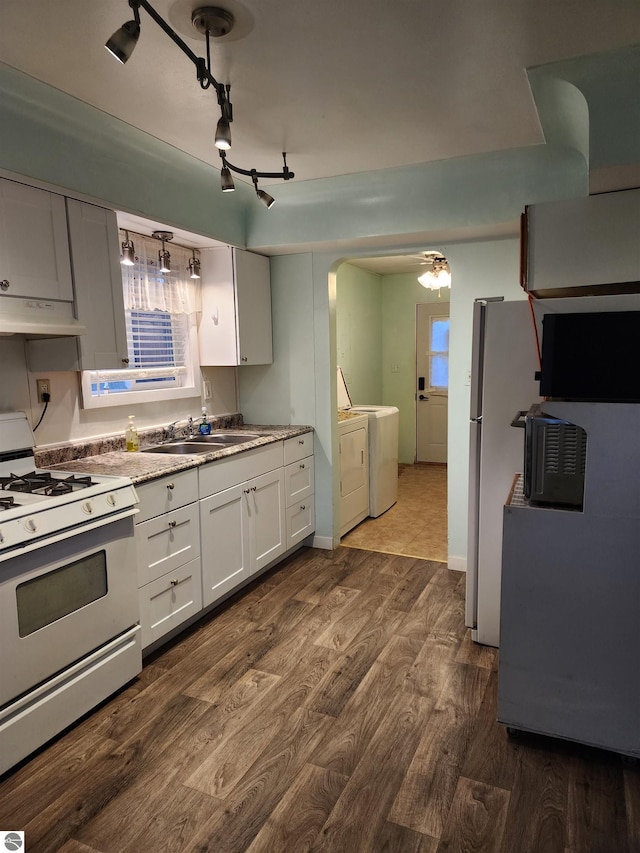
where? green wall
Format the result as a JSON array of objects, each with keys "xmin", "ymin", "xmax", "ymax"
[{"xmin": 336, "ymin": 264, "xmax": 383, "ymax": 405}]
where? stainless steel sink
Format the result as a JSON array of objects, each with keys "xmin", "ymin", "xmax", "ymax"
[
  {"xmin": 194, "ymin": 433, "xmax": 261, "ymax": 445},
  {"xmin": 143, "ymin": 442, "xmax": 225, "ymax": 455}
]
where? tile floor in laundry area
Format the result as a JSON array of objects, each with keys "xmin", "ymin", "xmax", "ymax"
[{"xmin": 341, "ymin": 463, "xmax": 447, "ymax": 562}]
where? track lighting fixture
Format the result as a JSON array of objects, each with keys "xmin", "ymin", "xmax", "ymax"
[
  {"xmin": 417, "ymin": 252, "xmax": 452, "ymax": 290},
  {"xmin": 188, "ymin": 250, "xmax": 201, "ymax": 279},
  {"xmin": 105, "ymin": 1, "xmax": 295, "ymax": 207},
  {"xmin": 120, "ymin": 230, "xmax": 136, "ymax": 266},
  {"xmin": 218, "ymin": 152, "xmax": 290, "ymax": 208},
  {"xmin": 152, "ymin": 230, "xmax": 173, "ymax": 274}
]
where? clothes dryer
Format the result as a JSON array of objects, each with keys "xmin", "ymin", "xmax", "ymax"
[{"xmin": 349, "ymin": 406, "xmax": 399, "ymax": 516}]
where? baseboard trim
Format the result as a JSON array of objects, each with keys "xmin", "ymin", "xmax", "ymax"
[
  {"xmin": 312, "ymin": 535, "xmax": 334, "ymax": 550},
  {"xmin": 448, "ymin": 555, "xmax": 467, "ymax": 573}
]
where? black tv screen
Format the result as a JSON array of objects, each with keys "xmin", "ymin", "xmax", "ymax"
[{"xmin": 540, "ymin": 311, "xmax": 640, "ymax": 401}]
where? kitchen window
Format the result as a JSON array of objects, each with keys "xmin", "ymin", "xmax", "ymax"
[{"xmin": 81, "ymin": 233, "xmax": 200, "ymax": 408}]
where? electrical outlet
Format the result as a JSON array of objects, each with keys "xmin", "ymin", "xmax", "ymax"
[{"xmin": 37, "ymin": 379, "xmax": 51, "ymax": 402}]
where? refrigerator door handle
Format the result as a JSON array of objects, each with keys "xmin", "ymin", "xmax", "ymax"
[{"xmin": 471, "ymin": 415, "xmax": 482, "ymax": 424}]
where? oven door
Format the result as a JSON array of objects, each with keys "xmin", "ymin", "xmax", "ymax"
[{"xmin": 0, "ymin": 515, "xmax": 139, "ymax": 707}]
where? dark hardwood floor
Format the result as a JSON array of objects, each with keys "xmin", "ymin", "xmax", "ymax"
[{"xmin": 1, "ymin": 545, "xmax": 638, "ymax": 852}]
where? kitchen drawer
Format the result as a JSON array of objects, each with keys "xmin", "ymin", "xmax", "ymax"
[
  {"xmin": 284, "ymin": 432, "xmax": 313, "ymax": 465},
  {"xmin": 284, "ymin": 456, "xmax": 314, "ymax": 507},
  {"xmin": 198, "ymin": 441, "xmax": 283, "ymax": 498},
  {"xmin": 138, "ymin": 557, "xmax": 202, "ymax": 650},
  {"xmin": 136, "ymin": 469, "xmax": 198, "ymax": 523},
  {"xmin": 286, "ymin": 495, "xmax": 315, "ymax": 547},
  {"xmin": 135, "ymin": 502, "xmax": 200, "ymax": 587}
]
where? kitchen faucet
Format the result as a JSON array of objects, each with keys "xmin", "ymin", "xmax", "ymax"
[
  {"xmin": 164, "ymin": 421, "xmax": 178, "ymax": 441},
  {"xmin": 187, "ymin": 416, "xmax": 194, "ymax": 438}
]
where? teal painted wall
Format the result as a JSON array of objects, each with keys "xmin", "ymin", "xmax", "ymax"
[
  {"xmin": 335, "ymin": 264, "xmax": 383, "ymax": 405},
  {"xmin": 0, "ymin": 63, "xmax": 251, "ymax": 246}
]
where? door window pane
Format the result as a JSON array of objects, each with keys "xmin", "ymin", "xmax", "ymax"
[{"xmin": 429, "ymin": 317, "xmax": 450, "ymax": 392}]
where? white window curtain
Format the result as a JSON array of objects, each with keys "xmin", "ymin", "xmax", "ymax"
[{"xmin": 120, "ymin": 231, "xmax": 201, "ymax": 316}]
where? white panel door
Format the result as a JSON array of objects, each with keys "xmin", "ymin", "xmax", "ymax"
[
  {"xmin": 416, "ymin": 302, "xmax": 449, "ymax": 463},
  {"xmin": 234, "ymin": 249, "xmax": 273, "ymax": 365},
  {"xmin": 340, "ymin": 427, "xmax": 367, "ymax": 497}
]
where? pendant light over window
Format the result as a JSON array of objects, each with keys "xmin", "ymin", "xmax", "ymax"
[
  {"xmin": 105, "ymin": 2, "xmax": 295, "ymax": 208},
  {"xmin": 120, "ymin": 230, "xmax": 136, "ymax": 266},
  {"xmin": 417, "ymin": 252, "xmax": 452, "ymax": 290},
  {"xmin": 188, "ymin": 250, "xmax": 201, "ymax": 279},
  {"xmin": 152, "ymin": 230, "xmax": 173, "ymax": 274}
]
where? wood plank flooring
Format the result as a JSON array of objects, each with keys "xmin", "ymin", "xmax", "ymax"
[{"xmin": 1, "ymin": 545, "xmax": 639, "ymax": 853}]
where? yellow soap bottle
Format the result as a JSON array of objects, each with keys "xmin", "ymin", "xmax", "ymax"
[{"xmin": 125, "ymin": 415, "xmax": 139, "ymax": 452}]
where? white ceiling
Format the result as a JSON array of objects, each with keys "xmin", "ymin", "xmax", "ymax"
[{"xmin": 0, "ymin": 0, "xmax": 638, "ymax": 271}]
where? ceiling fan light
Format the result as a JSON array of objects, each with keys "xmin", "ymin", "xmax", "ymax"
[
  {"xmin": 105, "ymin": 20, "xmax": 140, "ymax": 64},
  {"xmin": 215, "ymin": 116, "xmax": 232, "ymax": 150}
]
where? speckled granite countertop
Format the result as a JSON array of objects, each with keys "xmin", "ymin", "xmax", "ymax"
[{"xmin": 37, "ymin": 422, "xmax": 313, "ymax": 486}]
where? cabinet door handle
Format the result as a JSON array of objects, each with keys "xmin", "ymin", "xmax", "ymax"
[
  {"xmin": 166, "ymin": 483, "xmax": 175, "ymax": 490},
  {"xmin": 251, "ymin": 486, "xmax": 257, "ymax": 492},
  {"xmin": 300, "ymin": 504, "xmax": 306, "ymax": 511},
  {"xmin": 121, "ymin": 357, "xmax": 130, "ymax": 364},
  {"xmin": 241, "ymin": 356, "xmax": 248, "ymax": 362},
  {"xmin": 244, "ymin": 488, "xmax": 250, "ymax": 494},
  {"xmin": 0, "ymin": 280, "xmax": 9, "ymax": 291},
  {"xmin": 168, "ymin": 520, "xmax": 177, "ymax": 528},
  {"xmin": 361, "ymin": 450, "xmax": 364, "ymax": 464},
  {"xmin": 170, "ymin": 578, "xmax": 179, "ymax": 586}
]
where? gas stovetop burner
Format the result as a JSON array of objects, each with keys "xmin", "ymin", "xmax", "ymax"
[
  {"xmin": 0, "ymin": 495, "xmax": 17, "ymax": 510},
  {"xmin": 0, "ymin": 471, "xmax": 98, "ymax": 496}
]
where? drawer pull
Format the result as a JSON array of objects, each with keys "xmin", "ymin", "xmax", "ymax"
[
  {"xmin": 300, "ymin": 504, "xmax": 306, "ymax": 510},
  {"xmin": 244, "ymin": 488, "xmax": 251, "ymax": 494},
  {"xmin": 168, "ymin": 520, "xmax": 177, "ymax": 528},
  {"xmin": 299, "ymin": 463, "xmax": 305, "ymax": 469},
  {"xmin": 251, "ymin": 486, "xmax": 257, "ymax": 492},
  {"xmin": 170, "ymin": 578, "xmax": 179, "ymax": 586},
  {"xmin": 298, "ymin": 439, "xmax": 305, "ymax": 445},
  {"xmin": 166, "ymin": 482, "xmax": 175, "ymax": 490}
]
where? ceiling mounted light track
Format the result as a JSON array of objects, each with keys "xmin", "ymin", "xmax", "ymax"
[{"xmin": 105, "ymin": 1, "xmax": 295, "ymax": 207}]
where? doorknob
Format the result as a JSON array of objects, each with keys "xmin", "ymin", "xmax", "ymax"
[{"xmin": 419, "ymin": 394, "xmax": 429, "ymax": 400}]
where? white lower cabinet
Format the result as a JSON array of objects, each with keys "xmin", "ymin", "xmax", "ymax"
[
  {"xmin": 200, "ymin": 457, "xmax": 286, "ymax": 608},
  {"xmin": 134, "ymin": 470, "xmax": 202, "ymax": 650},
  {"xmin": 284, "ymin": 452, "xmax": 315, "ymax": 547},
  {"xmin": 135, "ymin": 433, "xmax": 315, "ymax": 647}
]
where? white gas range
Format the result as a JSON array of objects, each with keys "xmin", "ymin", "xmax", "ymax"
[{"xmin": 0, "ymin": 412, "xmax": 142, "ymax": 775}]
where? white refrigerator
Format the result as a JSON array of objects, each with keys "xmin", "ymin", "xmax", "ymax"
[{"xmin": 465, "ymin": 298, "xmax": 541, "ymax": 647}]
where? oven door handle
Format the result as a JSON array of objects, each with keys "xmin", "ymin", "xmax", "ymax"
[{"xmin": 0, "ymin": 507, "xmax": 139, "ymax": 563}]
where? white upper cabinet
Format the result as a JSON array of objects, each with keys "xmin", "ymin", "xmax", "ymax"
[
  {"xmin": 198, "ymin": 246, "xmax": 273, "ymax": 366},
  {"xmin": 0, "ymin": 178, "xmax": 72, "ymax": 301},
  {"xmin": 65, "ymin": 199, "xmax": 128, "ymax": 370},
  {"xmin": 523, "ymin": 188, "xmax": 640, "ymax": 297},
  {"xmin": 27, "ymin": 199, "xmax": 128, "ymax": 371}
]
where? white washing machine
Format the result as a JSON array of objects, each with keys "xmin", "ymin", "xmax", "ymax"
[
  {"xmin": 337, "ymin": 367, "xmax": 399, "ymax": 519},
  {"xmin": 350, "ymin": 406, "xmax": 399, "ymax": 516}
]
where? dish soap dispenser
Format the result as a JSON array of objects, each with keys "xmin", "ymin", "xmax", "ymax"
[
  {"xmin": 125, "ymin": 415, "xmax": 139, "ymax": 452},
  {"xmin": 199, "ymin": 407, "xmax": 211, "ymax": 436}
]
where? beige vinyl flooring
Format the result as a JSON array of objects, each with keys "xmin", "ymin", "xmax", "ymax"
[{"xmin": 341, "ymin": 463, "xmax": 447, "ymax": 562}]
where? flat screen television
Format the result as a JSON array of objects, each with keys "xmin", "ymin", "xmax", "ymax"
[{"xmin": 540, "ymin": 311, "xmax": 640, "ymax": 401}]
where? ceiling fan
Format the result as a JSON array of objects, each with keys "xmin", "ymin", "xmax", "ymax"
[{"xmin": 407, "ymin": 251, "xmax": 452, "ymax": 289}]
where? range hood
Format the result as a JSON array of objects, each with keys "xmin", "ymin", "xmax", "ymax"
[{"xmin": 0, "ymin": 297, "xmax": 86, "ymax": 337}]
